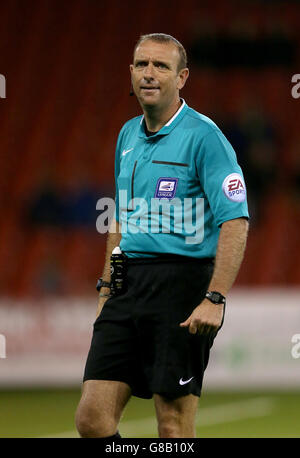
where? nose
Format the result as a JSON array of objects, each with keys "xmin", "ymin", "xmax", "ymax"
[{"xmin": 143, "ymin": 63, "xmax": 154, "ymax": 79}]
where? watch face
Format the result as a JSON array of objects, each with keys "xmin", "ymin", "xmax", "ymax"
[
  {"xmin": 206, "ymin": 291, "xmax": 225, "ymax": 304},
  {"xmin": 211, "ymin": 292, "xmax": 220, "ymax": 303}
]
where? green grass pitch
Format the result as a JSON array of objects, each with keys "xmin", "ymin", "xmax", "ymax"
[{"xmin": 0, "ymin": 388, "xmax": 299, "ymax": 438}]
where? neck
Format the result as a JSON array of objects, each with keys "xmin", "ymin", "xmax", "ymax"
[{"xmin": 143, "ymin": 98, "xmax": 182, "ymax": 132}]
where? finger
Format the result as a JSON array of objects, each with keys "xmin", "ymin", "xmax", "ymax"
[
  {"xmin": 180, "ymin": 317, "xmax": 191, "ymax": 327},
  {"xmin": 189, "ymin": 321, "xmax": 198, "ymax": 334},
  {"xmin": 204, "ymin": 323, "xmax": 219, "ymax": 335},
  {"xmin": 196, "ymin": 322, "xmax": 211, "ymax": 335},
  {"xmin": 201, "ymin": 324, "xmax": 211, "ymax": 335}
]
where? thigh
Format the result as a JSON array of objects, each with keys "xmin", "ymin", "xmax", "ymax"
[{"xmin": 77, "ymin": 380, "xmax": 131, "ymax": 428}]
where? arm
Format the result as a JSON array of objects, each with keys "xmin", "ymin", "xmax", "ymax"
[
  {"xmin": 96, "ymin": 218, "xmax": 122, "ymax": 318},
  {"xmin": 180, "ymin": 217, "xmax": 249, "ymax": 334}
]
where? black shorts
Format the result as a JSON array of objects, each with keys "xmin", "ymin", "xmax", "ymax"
[{"xmin": 83, "ymin": 256, "xmax": 224, "ymax": 400}]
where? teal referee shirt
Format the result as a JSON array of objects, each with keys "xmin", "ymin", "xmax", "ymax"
[{"xmin": 114, "ymin": 99, "xmax": 249, "ymax": 258}]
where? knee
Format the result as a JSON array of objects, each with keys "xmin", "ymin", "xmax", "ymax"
[
  {"xmin": 158, "ymin": 414, "xmax": 195, "ymax": 438},
  {"xmin": 75, "ymin": 405, "xmax": 99, "ymax": 438},
  {"xmin": 75, "ymin": 410, "xmax": 95, "ymax": 438},
  {"xmin": 158, "ymin": 413, "xmax": 183, "ymax": 438},
  {"xmin": 158, "ymin": 422, "xmax": 181, "ymax": 438},
  {"xmin": 75, "ymin": 403, "xmax": 115, "ymax": 438}
]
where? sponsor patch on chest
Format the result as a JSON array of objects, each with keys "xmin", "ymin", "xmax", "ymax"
[{"xmin": 154, "ymin": 177, "xmax": 178, "ymax": 199}]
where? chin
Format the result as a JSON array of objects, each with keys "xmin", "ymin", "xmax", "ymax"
[{"xmin": 139, "ymin": 96, "xmax": 160, "ymax": 107}]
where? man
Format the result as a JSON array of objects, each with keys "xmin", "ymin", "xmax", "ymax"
[{"xmin": 75, "ymin": 33, "xmax": 249, "ymax": 438}]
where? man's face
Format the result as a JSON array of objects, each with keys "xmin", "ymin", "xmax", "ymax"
[{"xmin": 130, "ymin": 40, "xmax": 188, "ymax": 110}]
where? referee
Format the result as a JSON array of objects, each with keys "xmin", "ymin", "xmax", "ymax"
[{"xmin": 75, "ymin": 33, "xmax": 249, "ymax": 438}]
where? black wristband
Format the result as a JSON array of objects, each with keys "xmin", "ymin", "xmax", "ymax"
[{"xmin": 96, "ymin": 278, "xmax": 111, "ymax": 292}]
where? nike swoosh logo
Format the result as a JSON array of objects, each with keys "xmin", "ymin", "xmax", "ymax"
[
  {"xmin": 179, "ymin": 377, "xmax": 194, "ymax": 386},
  {"xmin": 122, "ymin": 148, "xmax": 133, "ymax": 156}
]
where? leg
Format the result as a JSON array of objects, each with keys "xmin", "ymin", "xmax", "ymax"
[
  {"xmin": 75, "ymin": 379, "xmax": 131, "ymax": 438},
  {"xmin": 154, "ymin": 393, "xmax": 199, "ymax": 438}
]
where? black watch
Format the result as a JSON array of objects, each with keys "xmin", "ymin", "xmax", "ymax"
[
  {"xmin": 96, "ymin": 278, "xmax": 111, "ymax": 292},
  {"xmin": 205, "ymin": 291, "xmax": 226, "ymax": 305}
]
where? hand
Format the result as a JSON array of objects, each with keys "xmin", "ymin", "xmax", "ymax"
[{"xmin": 179, "ymin": 298, "xmax": 224, "ymax": 335}]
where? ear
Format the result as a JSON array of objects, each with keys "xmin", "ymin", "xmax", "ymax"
[
  {"xmin": 177, "ymin": 68, "xmax": 189, "ymax": 90},
  {"xmin": 130, "ymin": 64, "xmax": 134, "ymax": 75}
]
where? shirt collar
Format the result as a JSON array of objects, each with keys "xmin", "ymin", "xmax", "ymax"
[{"xmin": 138, "ymin": 98, "xmax": 188, "ymax": 139}]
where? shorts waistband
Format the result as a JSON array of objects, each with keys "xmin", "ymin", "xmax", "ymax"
[{"xmin": 126, "ymin": 255, "xmax": 214, "ymax": 265}]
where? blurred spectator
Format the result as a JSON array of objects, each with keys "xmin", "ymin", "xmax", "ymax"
[
  {"xmin": 61, "ymin": 166, "xmax": 104, "ymax": 228},
  {"xmin": 26, "ymin": 164, "xmax": 113, "ymax": 229},
  {"xmin": 27, "ymin": 170, "xmax": 64, "ymax": 227}
]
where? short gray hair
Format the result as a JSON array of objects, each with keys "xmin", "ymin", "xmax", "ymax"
[{"xmin": 133, "ymin": 33, "xmax": 188, "ymax": 72}]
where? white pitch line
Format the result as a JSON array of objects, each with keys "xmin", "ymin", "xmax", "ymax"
[
  {"xmin": 120, "ymin": 396, "xmax": 275, "ymax": 435},
  {"xmin": 40, "ymin": 396, "xmax": 275, "ymax": 438},
  {"xmin": 196, "ymin": 396, "xmax": 275, "ymax": 426}
]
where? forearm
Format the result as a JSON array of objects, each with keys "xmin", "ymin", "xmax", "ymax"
[{"xmin": 208, "ymin": 218, "xmax": 249, "ymax": 296}]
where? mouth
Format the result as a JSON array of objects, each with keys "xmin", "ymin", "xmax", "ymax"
[{"xmin": 140, "ymin": 86, "xmax": 160, "ymax": 93}]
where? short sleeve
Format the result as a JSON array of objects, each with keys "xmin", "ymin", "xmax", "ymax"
[{"xmin": 196, "ymin": 129, "xmax": 249, "ymax": 227}]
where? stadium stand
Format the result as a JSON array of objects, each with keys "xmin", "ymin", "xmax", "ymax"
[{"xmin": 0, "ymin": 0, "xmax": 299, "ymax": 297}]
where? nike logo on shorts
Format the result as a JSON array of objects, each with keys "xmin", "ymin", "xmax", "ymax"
[{"xmin": 179, "ymin": 376, "xmax": 194, "ymax": 386}]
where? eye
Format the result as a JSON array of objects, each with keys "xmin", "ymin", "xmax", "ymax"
[
  {"xmin": 157, "ymin": 62, "xmax": 168, "ymax": 69},
  {"xmin": 135, "ymin": 61, "xmax": 147, "ymax": 67}
]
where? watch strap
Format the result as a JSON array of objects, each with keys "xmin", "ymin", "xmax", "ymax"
[{"xmin": 96, "ymin": 278, "xmax": 111, "ymax": 292}]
